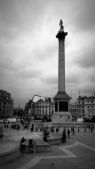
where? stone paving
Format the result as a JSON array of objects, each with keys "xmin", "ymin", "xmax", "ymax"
[
  {"xmin": 3, "ymin": 128, "xmax": 43, "ymax": 141},
  {"xmin": 0, "ymin": 127, "xmax": 95, "ymax": 169},
  {"xmin": 0, "ymin": 140, "xmax": 19, "ymax": 154},
  {"xmin": 0, "ymin": 129, "xmax": 42, "ymax": 155}
]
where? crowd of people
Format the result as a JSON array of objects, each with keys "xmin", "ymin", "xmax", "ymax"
[
  {"xmin": 1, "ymin": 119, "xmax": 95, "ymax": 154},
  {"xmin": 2, "ymin": 119, "xmax": 41, "ymax": 131},
  {"xmin": 42, "ymin": 124, "xmax": 95, "ymax": 146}
]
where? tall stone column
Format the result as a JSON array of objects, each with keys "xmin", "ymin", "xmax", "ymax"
[
  {"xmin": 53, "ymin": 20, "xmax": 71, "ymax": 122},
  {"xmin": 57, "ymin": 22, "xmax": 67, "ymax": 92}
]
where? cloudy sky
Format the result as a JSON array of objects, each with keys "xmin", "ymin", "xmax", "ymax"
[{"xmin": 0, "ymin": 0, "xmax": 95, "ymax": 107}]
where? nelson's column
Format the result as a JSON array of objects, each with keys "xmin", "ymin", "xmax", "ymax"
[{"xmin": 53, "ymin": 20, "xmax": 72, "ymax": 123}]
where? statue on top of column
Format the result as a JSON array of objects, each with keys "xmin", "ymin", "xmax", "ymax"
[{"xmin": 59, "ymin": 19, "xmax": 64, "ymax": 32}]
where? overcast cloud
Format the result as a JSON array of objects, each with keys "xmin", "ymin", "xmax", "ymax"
[{"xmin": 0, "ymin": 0, "xmax": 95, "ymax": 107}]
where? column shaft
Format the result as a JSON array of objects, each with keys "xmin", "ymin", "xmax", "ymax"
[{"xmin": 58, "ymin": 39, "xmax": 65, "ymax": 92}]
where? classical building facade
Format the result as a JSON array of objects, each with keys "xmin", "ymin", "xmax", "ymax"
[
  {"xmin": 69, "ymin": 96, "xmax": 95, "ymax": 120},
  {"xmin": 0, "ymin": 90, "xmax": 13, "ymax": 119},
  {"xmin": 30, "ymin": 95, "xmax": 95, "ymax": 120},
  {"xmin": 31, "ymin": 98, "xmax": 55, "ymax": 118},
  {"xmin": 77, "ymin": 96, "xmax": 95, "ymax": 119},
  {"xmin": 69, "ymin": 102, "xmax": 78, "ymax": 121}
]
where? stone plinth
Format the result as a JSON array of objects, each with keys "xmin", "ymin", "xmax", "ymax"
[
  {"xmin": 54, "ymin": 91, "xmax": 70, "ymax": 113},
  {"xmin": 53, "ymin": 91, "xmax": 72, "ymax": 122}
]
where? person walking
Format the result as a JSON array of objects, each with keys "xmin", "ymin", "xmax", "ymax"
[
  {"xmin": 72, "ymin": 127, "xmax": 75, "ymax": 135},
  {"xmin": 62, "ymin": 128, "xmax": 66, "ymax": 143},
  {"xmin": 67, "ymin": 129, "xmax": 70, "ymax": 138},
  {"xmin": 77, "ymin": 126, "xmax": 80, "ymax": 132}
]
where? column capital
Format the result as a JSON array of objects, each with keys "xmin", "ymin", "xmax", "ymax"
[
  {"xmin": 56, "ymin": 20, "xmax": 68, "ymax": 40},
  {"xmin": 54, "ymin": 91, "xmax": 71, "ymax": 101},
  {"xmin": 56, "ymin": 31, "xmax": 68, "ymax": 40}
]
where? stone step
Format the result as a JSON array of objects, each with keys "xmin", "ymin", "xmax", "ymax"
[{"xmin": 34, "ymin": 139, "xmax": 51, "ymax": 153}]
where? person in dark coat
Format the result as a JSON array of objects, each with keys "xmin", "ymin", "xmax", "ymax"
[
  {"xmin": 67, "ymin": 129, "xmax": 70, "ymax": 138},
  {"xmin": 62, "ymin": 129, "xmax": 66, "ymax": 143},
  {"xmin": 29, "ymin": 139, "xmax": 34, "ymax": 153},
  {"xmin": 20, "ymin": 137, "xmax": 26, "ymax": 152},
  {"xmin": 43, "ymin": 135, "xmax": 47, "ymax": 142}
]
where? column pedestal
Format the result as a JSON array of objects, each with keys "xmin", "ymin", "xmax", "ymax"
[{"xmin": 52, "ymin": 91, "xmax": 72, "ymax": 123}]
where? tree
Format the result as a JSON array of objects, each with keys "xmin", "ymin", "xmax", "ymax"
[
  {"xmin": 24, "ymin": 100, "xmax": 32, "ymax": 117},
  {"xmin": 13, "ymin": 107, "xmax": 24, "ymax": 118}
]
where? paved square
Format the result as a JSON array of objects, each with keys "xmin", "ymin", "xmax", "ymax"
[{"xmin": 0, "ymin": 127, "xmax": 95, "ymax": 169}]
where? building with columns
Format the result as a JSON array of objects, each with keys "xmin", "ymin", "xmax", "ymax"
[
  {"xmin": 69, "ymin": 95, "xmax": 95, "ymax": 120},
  {"xmin": 77, "ymin": 96, "xmax": 95, "ymax": 119},
  {"xmin": 69, "ymin": 102, "xmax": 78, "ymax": 121},
  {"xmin": 31, "ymin": 97, "xmax": 55, "ymax": 119}
]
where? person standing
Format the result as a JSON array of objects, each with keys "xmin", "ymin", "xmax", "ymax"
[
  {"xmin": 77, "ymin": 126, "xmax": 80, "ymax": 132},
  {"xmin": 72, "ymin": 127, "xmax": 75, "ymax": 135},
  {"xmin": 62, "ymin": 128, "xmax": 66, "ymax": 143},
  {"xmin": 67, "ymin": 129, "xmax": 70, "ymax": 138}
]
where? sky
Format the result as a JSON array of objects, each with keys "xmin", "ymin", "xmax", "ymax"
[{"xmin": 0, "ymin": 0, "xmax": 95, "ymax": 107}]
